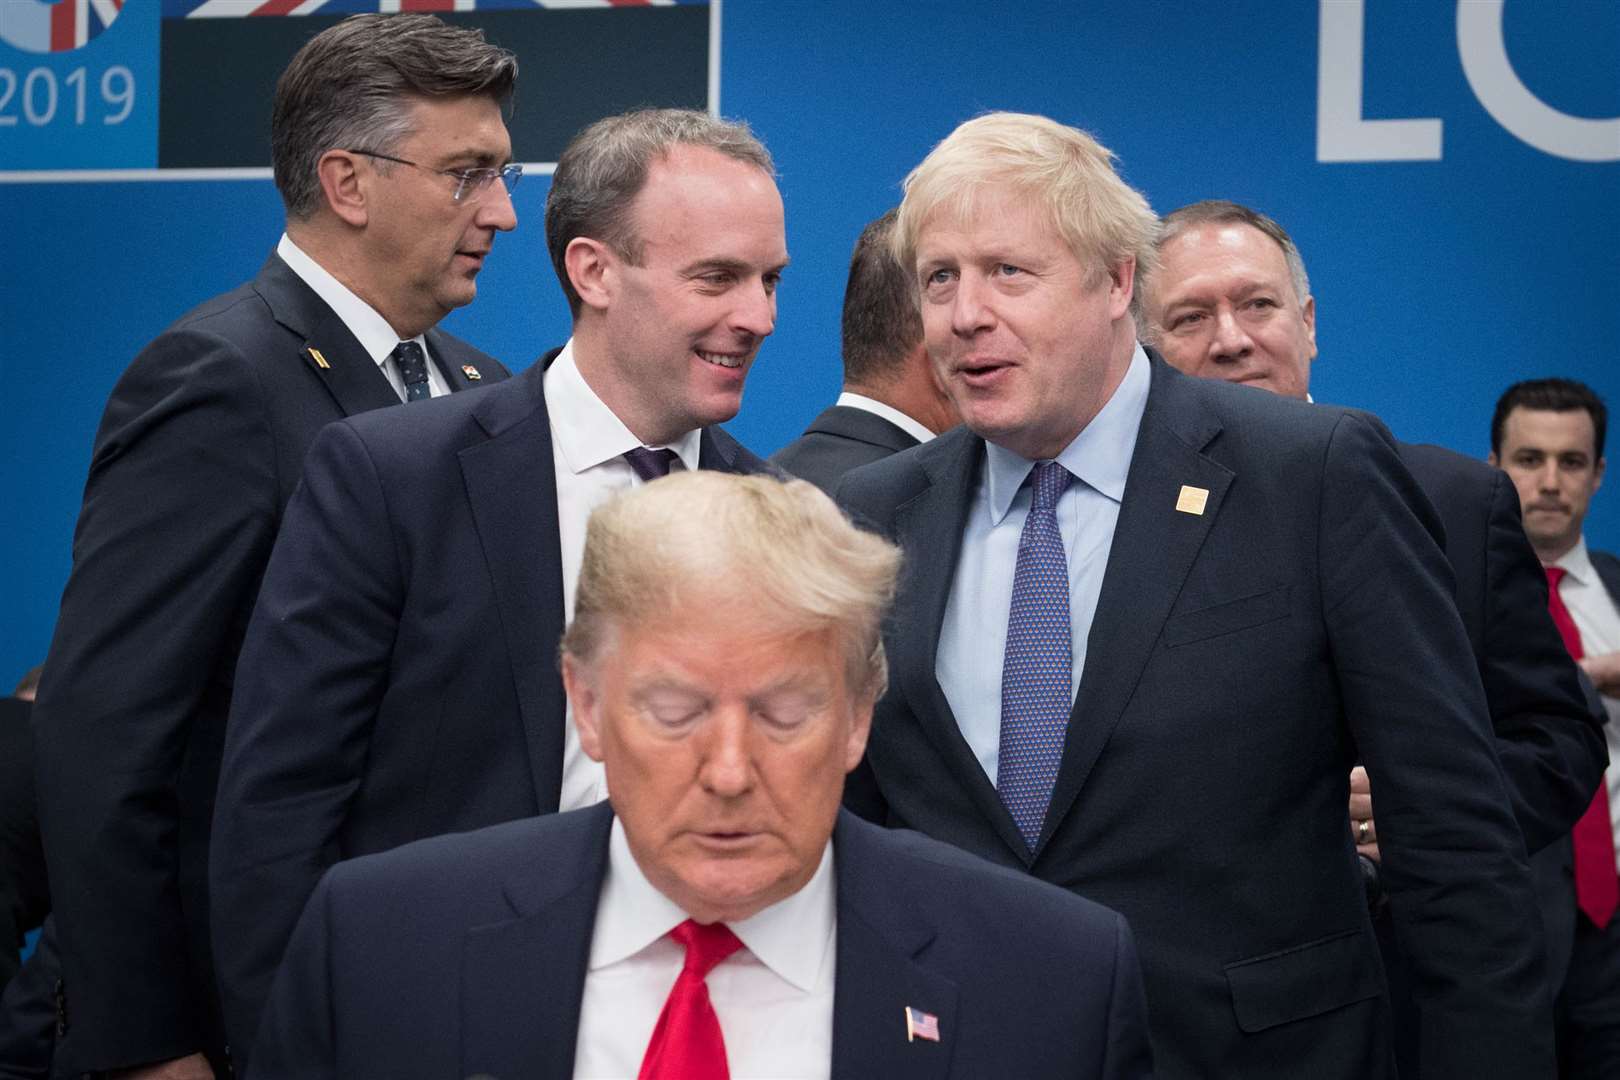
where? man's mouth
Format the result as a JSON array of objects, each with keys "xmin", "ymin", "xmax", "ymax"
[{"xmin": 697, "ymin": 349, "xmax": 746, "ymax": 369}]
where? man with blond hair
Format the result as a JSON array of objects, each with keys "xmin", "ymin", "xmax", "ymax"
[
  {"xmin": 837, "ymin": 112, "xmax": 1548, "ymax": 1078},
  {"xmin": 249, "ymin": 473, "xmax": 1152, "ymax": 1078}
]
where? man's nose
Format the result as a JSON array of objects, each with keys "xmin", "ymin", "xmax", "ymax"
[{"xmin": 1209, "ymin": 308, "xmax": 1254, "ymax": 363}]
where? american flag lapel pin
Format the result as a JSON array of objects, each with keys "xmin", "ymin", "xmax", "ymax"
[
  {"xmin": 905, "ymin": 1005, "xmax": 940, "ymax": 1043},
  {"xmin": 461, "ymin": 364, "xmax": 482, "ymax": 381}
]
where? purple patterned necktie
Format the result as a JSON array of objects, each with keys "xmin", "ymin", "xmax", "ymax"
[
  {"xmin": 624, "ymin": 446, "xmax": 679, "ymax": 482},
  {"xmin": 998, "ymin": 460, "xmax": 1074, "ymax": 851},
  {"xmin": 392, "ymin": 340, "xmax": 432, "ymax": 402}
]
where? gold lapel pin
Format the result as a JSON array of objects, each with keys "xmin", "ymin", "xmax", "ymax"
[
  {"xmin": 462, "ymin": 364, "xmax": 482, "ymax": 381},
  {"xmin": 1176, "ymin": 485, "xmax": 1209, "ymax": 515},
  {"xmin": 306, "ymin": 347, "xmax": 330, "ymax": 370}
]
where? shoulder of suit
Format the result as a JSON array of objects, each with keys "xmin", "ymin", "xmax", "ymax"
[{"xmin": 838, "ymin": 814, "xmax": 1125, "ymax": 938}]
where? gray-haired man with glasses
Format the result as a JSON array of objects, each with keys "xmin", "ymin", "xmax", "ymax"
[{"xmin": 28, "ymin": 14, "xmax": 517, "ymax": 1079}]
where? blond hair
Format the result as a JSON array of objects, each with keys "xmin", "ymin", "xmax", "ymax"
[
  {"xmin": 893, "ymin": 112, "xmax": 1159, "ymax": 313},
  {"xmin": 561, "ymin": 473, "xmax": 902, "ymax": 698}
]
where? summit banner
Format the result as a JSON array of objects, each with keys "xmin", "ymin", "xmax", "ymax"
[{"xmin": 0, "ymin": 0, "xmax": 715, "ymax": 176}]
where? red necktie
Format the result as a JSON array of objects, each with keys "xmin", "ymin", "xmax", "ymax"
[
  {"xmin": 1545, "ymin": 566, "xmax": 1619, "ymax": 929},
  {"xmin": 638, "ymin": 919, "xmax": 744, "ymax": 1080}
]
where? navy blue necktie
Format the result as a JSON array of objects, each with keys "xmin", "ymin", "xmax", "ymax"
[
  {"xmin": 998, "ymin": 460, "xmax": 1074, "ymax": 850},
  {"xmin": 624, "ymin": 446, "xmax": 679, "ymax": 482},
  {"xmin": 392, "ymin": 340, "xmax": 431, "ymax": 402}
]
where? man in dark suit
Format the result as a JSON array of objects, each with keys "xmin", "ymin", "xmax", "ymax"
[
  {"xmin": 29, "ymin": 16, "xmax": 517, "ymax": 1077},
  {"xmin": 835, "ymin": 112, "xmax": 1549, "ymax": 1078},
  {"xmin": 773, "ymin": 209, "xmax": 958, "ymax": 493},
  {"xmin": 250, "ymin": 472, "xmax": 1151, "ymax": 1078},
  {"xmin": 211, "ymin": 108, "xmax": 786, "ymax": 1065},
  {"xmin": 1140, "ymin": 199, "xmax": 1605, "ymax": 1074},
  {"xmin": 1488, "ymin": 378, "xmax": 1620, "ymax": 1076}
]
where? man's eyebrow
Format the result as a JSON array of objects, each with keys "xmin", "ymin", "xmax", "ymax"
[{"xmin": 677, "ymin": 256, "xmax": 790, "ymax": 276}]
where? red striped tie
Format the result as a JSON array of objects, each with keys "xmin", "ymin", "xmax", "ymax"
[
  {"xmin": 1546, "ymin": 565, "xmax": 1618, "ymax": 929},
  {"xmin": 638, "ymin": 919, "xmax": 743, "ymax": 1080}
]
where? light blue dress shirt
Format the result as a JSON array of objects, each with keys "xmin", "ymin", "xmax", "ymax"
[{"xmin": 935, "ymin": 344, "xmax": 1151, "ymax": 786}]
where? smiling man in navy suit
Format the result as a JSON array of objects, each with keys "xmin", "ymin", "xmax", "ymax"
[
  {"xmin": 836, "ymin": 112, "xmax": 1549, "ymax": 1078},
  {"xmin": 249, "ymin": 473, "xmax": 1151, "ymax": 1079},
  {"xmin": 211, "ymin": 108, "xmax": 786, "ymax": 1067}
]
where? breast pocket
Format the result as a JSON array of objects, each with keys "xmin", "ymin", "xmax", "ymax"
[
  {"xmin": 1162, "ymin": 586, "xmax": 1292, "ymax": 648},
  {"xmin": 1223, "ymin": 928, "xmax": 1384, "ymax": 1032}
]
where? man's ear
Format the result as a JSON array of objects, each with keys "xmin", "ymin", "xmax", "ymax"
[
  {"xmin": 566, "ymin": 237, "xmax": 616, "ymax": 313},
  {"xmin": 1107, "ymin": 257, "xmax": 1136, "ymax": 321},
  {"xmin": 316, "ymin": 150, "xmax": 369, "ymax": 228},
  {"xmin": 561, "ymin": 653, "xmax": 605, "ymax": 762}
]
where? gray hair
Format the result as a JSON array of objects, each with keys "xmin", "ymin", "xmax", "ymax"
[
  {"xmin": 545, "ymin": 108, "xmax": 775, "ymax": 316},
  {"xmin": 560, "ymin": 473, "xmax": 901, "ymax": 700},
  {"xmin": 892, "ymin": 112, "xmax": 1159, "ymax": 316},
  {"xmin": 273, "ymin": 13, "xmax": 518, "ymax": 221},
  {"xmin": 1156, "ymin": 200, "xmax": 1311, "ymax": 303}
]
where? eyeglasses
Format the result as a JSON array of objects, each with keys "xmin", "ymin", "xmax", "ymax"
[{"xmin": 347, "ymin": 149, "xmax": 522, "ymax": 203}]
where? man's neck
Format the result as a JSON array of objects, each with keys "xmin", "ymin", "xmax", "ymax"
[
  {"xmin": 568, "ymin": 330, "xmax": 678, "ymax": 447},
  {"xmin": 286, "ymin": 221, "xmax": 428, "ymax": 339},
  {"xmin": 1536, "ymin": 535, "xmax": 1581, "ymax": 566}
]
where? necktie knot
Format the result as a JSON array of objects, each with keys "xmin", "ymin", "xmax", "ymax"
[
  {"xmin": 1029, "ymin": 461, "xmax": 1071, "ymax": 512},
  {"xmin": 625, "ymin": 446, "xmax": 680, "ymax": 482},
  {"xmin": 392, "ymin": 340, "xmax": 431, "ymax": 402},
  {"xmin": 670, "ymin": 919, "xmax": 742, "ymax": 980},
  {"xmin": 1545, "ymin": 565, "xmax": 1566, "ymax": 589}
]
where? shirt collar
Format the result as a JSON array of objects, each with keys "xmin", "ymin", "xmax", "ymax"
[
  {"xmin": 1551, "ymin": 535, "xmax": 1595, "ymax": 585},
  {"xmin": 546, "ymin": 340, "xmax": 703, "ymax": 475},
  {"xmin": 984, "ymin": 342, "xmax": 1151, "ymax": 525},
  {"xmin": 835, "ymin": 392, "xmax": 937, "ymax": 445},
  {"xmin": 276, "ymin": 233, "xmax": 425, "ymax": 367},
  {"xmin": 590, "ymin": 815, "xmax": 836, "ymax": 994}
]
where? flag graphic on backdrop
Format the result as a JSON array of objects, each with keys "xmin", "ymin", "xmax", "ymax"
[{"xmin": 0, "ymin": 0, "xmax": 126, "ymax": 54}]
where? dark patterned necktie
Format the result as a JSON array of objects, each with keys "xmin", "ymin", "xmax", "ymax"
[{"xmin": 392, "ymin": 340, "xmax": 431, "ymax": 402}]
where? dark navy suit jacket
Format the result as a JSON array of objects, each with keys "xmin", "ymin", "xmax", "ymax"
[
  {"xmin": 836, "ymin": 355, "xmax": 1551, "ymax": 1079},
  {"xmin": 31, "ymin": 254, "xmax": 506, "ymax": 1072},
  {"xmin": 249, "ymin": 804, "xmax": 1152, "ymax": 1079},
  {"xmin": 772, "ymin": 403, "xmax": 923, "ymax": 495},
  {"xmin": 209, "ymin": 355, "xmax": 768, "ymax": 1066}
]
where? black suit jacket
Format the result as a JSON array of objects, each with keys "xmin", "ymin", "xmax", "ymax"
[
  {"xmin": 249, "ymin": 804, "xmax": 1152, "ymax": 1079},
  {"xmin": 30, "ymin": 254, "xmax": 506, "ymax": 1072},
  {"xmin": 1396, "ymin": 443, "xmax": 1605, "ymax": 851},
  {"xmin": 210, "ymin": 356, "xmax": 769, "ymax": 1065},
  {"xmin": 772, "ymin": 403, "xmax": 922, "ymax": 495},
  {"xmin": 836, "ymin": 357, "xmax": 1549, "ymax": 1078}
]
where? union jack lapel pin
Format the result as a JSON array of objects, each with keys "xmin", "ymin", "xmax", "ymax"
[
  {"xmin": 905, "ymin": 1006, "xmax": 940, "ymax": 1043},
  {"xmin": 461, "ymin": 364, "xmax": 483, "ymax": 381}
]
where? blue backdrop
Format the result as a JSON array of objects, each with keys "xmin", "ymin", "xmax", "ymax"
[{"xmin": 4, "ymin": 0, "xmax": 1617, "ymax": 682}]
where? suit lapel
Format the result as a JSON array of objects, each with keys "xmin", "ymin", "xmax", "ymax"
[
  {"xmin": 254, "ymin": 253, "xmax": 401, "ymax": 417},
  {"xmin": 431, "ymin": 327, "xmax": 493, "ymax": 393},
  {"xmin": 831, "ymin": 815, "xmax": 958, "ymax": 1080},
  {"xmin": 1039, "ymin": 361, "xmax": 1233, "ymax": 849},
  {"xmin": 892, "ymin": 433, "xmax": 1032, "ymax": 862},
  {"xmin": 458, "ymin": 362, "xmax": 570, "ymax": 810},
  {"xmin": 460, "ymin": 806, "xmax": 612, "ymax": 1079}
]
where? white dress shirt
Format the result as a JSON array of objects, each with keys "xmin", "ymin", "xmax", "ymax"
[
  {"xmin": 1548, "ymin": 535, "xmax": 1620, "ymax": 875},
  {"xmin": 546, "ymin": 342, "xmax": 702, "ymax": 810},
  {"xmin": 574, "ymin": 818, "xmax": 837, "ymax": 1079},
  {"xmin": 276, "ymin": 233, "xmax": 449, "ymax": 401},
  {"xmin": 936, "ymin": 344, "xmax": 1150, "ymax": 785},
  {"xmin": 834, "ymin": 391, "xmax": 937, "ymax": 445}
]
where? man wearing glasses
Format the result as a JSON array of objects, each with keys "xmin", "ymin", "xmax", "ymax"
[
  {"xmin": 29, "ymin": 14, "xmax": 517, "ymax": 1079},
  {"xmin": 209, "ymin": 107, "xmax": 785, "ymax": 1069}
]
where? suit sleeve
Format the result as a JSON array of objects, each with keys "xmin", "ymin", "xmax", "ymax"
[
  {"xmin": 209, "ymin": 419, "xmax": 403, "ymax": 1065},
  {"xmin": 1100, "ymin": 912, "xmax": 1153, "ymax": 1080},
  {"xmin": 1318, "ymin": 414, "xmax": 1551, "ymax": 1075},
  {"xmin": 32, "ymin": 328, "xmax": 280, "ymax": 1069},
  {"xmin": 1477, "ymin": 467, "xmax": 1608, "ymax": 853},
  {"xmin": 246, "ymin": 870, "xmax": 339, "ymax": 1080}
]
